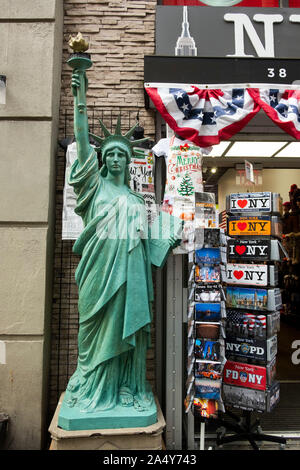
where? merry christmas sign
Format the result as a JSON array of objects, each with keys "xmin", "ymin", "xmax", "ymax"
[{"xmin": 165, "ymin": 142, "xmax": 203, "ymax": 200}]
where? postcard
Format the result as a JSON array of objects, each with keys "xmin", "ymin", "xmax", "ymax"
[
  {"xmin": 195, "ymin": 338, "xmax": 220, "ymax": 361},
  {"xmin": 195, "ymin": 265, "xmax": 221, "ymax": 284},
  {"xmin": 195, "ymin": 287, "xmax": 221, "ymax": 303},
  {"xmin": 194, "ymin": 378, "xmax": 221, "ymax": 400},
  {"xmin": 195, "ymin": 361, "xmax": 222, "ymax": 381},
  {"xmin": 193, "ymin": 398, "xmax": 218, "ymax": 419},
  {"xmin": 196, "ymin": 322, "xmax": 220, "ymax": 340},
  {"xmin": 195, "ymin": 247, "xmax": 220, "ymax": 265},
  {"xmin": 195, "ymin": 303, "xmax": 221, "ymax": 322}
]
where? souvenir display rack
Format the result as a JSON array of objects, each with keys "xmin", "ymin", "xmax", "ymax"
[
  {"xmin": 184, "ymin": 193, "xmax": 227, "ymax": 449},
  {"xmin": 216, "ymin": 191, "xmax": 287, "ymax": 450}
]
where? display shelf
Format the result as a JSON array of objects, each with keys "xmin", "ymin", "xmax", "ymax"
[
  {"xmin": 183, "ymin": 192, "xmax": 227, "ymax": 449},
  {"xmin": 217, "ymin": 191, "xmax": 287, "ymax": 449}
]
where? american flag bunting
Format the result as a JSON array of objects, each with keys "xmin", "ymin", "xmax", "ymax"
[{"xmin": 145, "ymin": 85, "xmax": 300, "ymax": 147}]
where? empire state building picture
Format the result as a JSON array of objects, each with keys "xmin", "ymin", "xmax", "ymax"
[{"xmin": 175, "ymin": 6, "xmax": 197, "ymax": 57}]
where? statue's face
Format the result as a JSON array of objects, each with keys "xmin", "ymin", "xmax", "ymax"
[{"xmin": 105, "ymin": 146, "xmax": 127, "ymax": 177}]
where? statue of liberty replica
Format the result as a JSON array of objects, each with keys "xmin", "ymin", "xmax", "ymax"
[{"xmin": 58, "ymin": 34, "xmax": 182, "ymax": 431}]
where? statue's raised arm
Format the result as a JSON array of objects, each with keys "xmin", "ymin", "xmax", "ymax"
[{"xmin": 68, "ymin": 33, "xmax": 93, "ymax": 167}]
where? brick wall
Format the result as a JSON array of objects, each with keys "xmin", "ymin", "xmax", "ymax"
[
  {"xmin": 48, "ymin": 0, "xmax": 158, "ymax": 421},
  {"xmin": 60, "ymin": 0, "xmax": 156, "ymax": 135}
]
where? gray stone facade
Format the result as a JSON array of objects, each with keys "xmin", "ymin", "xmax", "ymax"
[{"xmin": 0, "ymin": 0, "xmax": 63, "ymax": 450}]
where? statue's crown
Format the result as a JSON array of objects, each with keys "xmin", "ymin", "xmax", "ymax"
[{"xmin": 89, "ymin": 116, "xmax": 148, "ymax": 159}]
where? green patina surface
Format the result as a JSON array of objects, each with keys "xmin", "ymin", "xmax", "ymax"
[{"xmin": 58, "ymin": 52, "xmax": 180, "ymax": 431}]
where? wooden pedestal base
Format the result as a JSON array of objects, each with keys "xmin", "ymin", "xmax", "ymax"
[{"xmin": 49, "ymin": 393, "xmax": 166, "ymax": 450}]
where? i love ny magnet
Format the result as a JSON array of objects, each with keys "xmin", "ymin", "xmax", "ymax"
[
  {"xmin": 227, "ymin": 216, "xmax": 271, "ymax": 237},
  {"xmin": 226, "ymin": 192, "xmax": 282, "ymax": 215}
]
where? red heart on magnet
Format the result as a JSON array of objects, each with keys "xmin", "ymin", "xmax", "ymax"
[
  {"xmin": 237, "ymin": 222, "xmax": 247, "ymax": 231},
  {"xmin": 237, "ymin": 199, "xmax": 247, "ymax": 209},
  {"xmin": 233, "ymin": 270, "xmax": 244, "ymax": 280},
  {"xmin": 235, "ymin": 245, "xmax": 246, "ymax": 255}
]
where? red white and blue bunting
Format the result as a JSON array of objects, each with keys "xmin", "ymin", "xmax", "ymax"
[{"xmin": 145, "ymin": 85, "xmax": 300, "ymax": 147}]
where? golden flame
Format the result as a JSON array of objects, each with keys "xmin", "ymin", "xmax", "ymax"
[{"xmin": 68, "ymin": 32, "xmax": 89, "ymax": 53}]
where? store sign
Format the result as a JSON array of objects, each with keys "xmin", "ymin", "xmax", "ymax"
[
  {"xmin": 223, "ymin": 263, "xmax": 268, "ymax": 286},
  {"xmin": 227, "ymin": 239, "xmax": 271, "ymax": 261},
  {"xmin": 156, "ymin": 7, "xmax": 300, "ymax": 59},
  {"xmin": 223, "ymin": 360, "xmax": 267, "ymax": 390},
  {"xmin": 245, "ymin": 160, "xmax": 254, "ymax": 183},
  {"xmin": 228, "ymin": 215, "xmax": 271, "ymax": 236},
  {"xmin": 144, "ymin": 55, "xmax": 300, "ymax": 85}
]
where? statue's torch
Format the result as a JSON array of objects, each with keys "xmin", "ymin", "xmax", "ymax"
[{"xmin": 67, "ymin": 33, "xmax": 92, "ymax": 113}]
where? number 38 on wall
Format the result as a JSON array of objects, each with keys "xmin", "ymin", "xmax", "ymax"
[{"xmin": 267, "ymin": 68, "xmax": 287, "ymax": 78}]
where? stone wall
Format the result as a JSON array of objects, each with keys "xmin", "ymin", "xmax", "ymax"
[
  {"xmin": 0, "ymin": 0, "xmax": 63, "ymax": 450},
  {"xmin": 48, "ymin": 0, "xmax": 158, "ymax": 425},
  {"xmin": 61, "ymin": 0, "xmax": 156, "ymax": 135}
]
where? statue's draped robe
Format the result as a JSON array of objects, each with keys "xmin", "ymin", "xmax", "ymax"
[{"xmin": 64, "ymin": 148, "xmax": 154, "ymax": 411}]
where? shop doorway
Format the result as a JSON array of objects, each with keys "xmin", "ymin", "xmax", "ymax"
[
  {"xmin": 152, "ymin": 102, "xmax": 300, "ymax": 446},
  {"xmin": 206, "ymin": 157, "xmax": 300, "ymax": 434},
  {"xmin": 156, "ymin": 107, "xmax": 300, "ymax": 449}
]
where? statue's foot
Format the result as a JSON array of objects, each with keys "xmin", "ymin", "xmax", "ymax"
[
  {"xmin": 119, "ymin": 386, "xmax": 134, "ymax": 407},
  {"xmin": 66, "ymin": 397, "xmax": 77, "ymax": 408},
  {"xmin": 133, "ymin": 394, "xmax": 152, "ymax": 412}
]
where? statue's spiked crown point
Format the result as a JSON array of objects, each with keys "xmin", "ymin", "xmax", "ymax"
[{"xmin": 89, "ymin": 116, "xmax": 148, "ymax": 159}]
